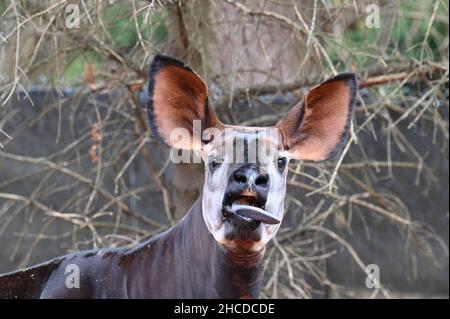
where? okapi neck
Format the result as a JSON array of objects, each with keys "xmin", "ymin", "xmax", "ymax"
[
  {"xmin": 220, "ymin": 245, "xmax": 265, "ymax": 268},
  {"xmin": 212, "ymin": 245, "xmax": 265, "ymax": 298},
  {"xmin": 186, "ymin": 196, "xmax": 265, "ymax": 298}
]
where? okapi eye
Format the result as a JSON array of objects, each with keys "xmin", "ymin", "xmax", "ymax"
[
  {"xmin": 209, "ymin": 160, "xmax": 221, "ymax": 170},
  {"xmin": 277, "ymin": 157, "xmax": 287, "ymax": 171}
]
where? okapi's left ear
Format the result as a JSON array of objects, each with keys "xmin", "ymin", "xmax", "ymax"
[
  {"xmin": 147, "ymin": 54, "xmax": 222, "ymax": 149},
  {"xmin": 276, "ymin": 73, "xmax": 357, "ymax": 162}
]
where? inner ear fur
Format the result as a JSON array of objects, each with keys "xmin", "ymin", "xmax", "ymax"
[
  {"xmin": 147, "ymin": 54, "xmax": 221, "ymax": 149},
  {"xmin": 277, "ymin": 73, "xmax": 357, "ymax": 162}
]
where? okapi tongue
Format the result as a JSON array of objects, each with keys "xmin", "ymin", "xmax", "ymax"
[{"xmin": 231, "ymin": 203, "xmax": 281, "ymax": 225}]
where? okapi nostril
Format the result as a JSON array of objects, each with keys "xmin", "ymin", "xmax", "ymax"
[
  {"xmin": 255, "ymin": 174, "xmax": 269, "ymax": 186},
  {"xmin": 233, "ymin": 171, "xmax": 247, "ymax": 184}
]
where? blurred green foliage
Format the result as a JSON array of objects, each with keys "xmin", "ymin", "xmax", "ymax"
[
  {"xmin": 0, "ymin": 1, "xmax": 6, "ymax": 16},
  {"xmin": 325, "ymin": 0, "xmax": 448, "ymax": 72},
  {"xmin": 62, "ymin": 2, "xmax": 167, "ymax": 83},
  {"xmin": 4, "ymin": 0, "xmax": 444, "ymax": 84},
  {"xmin": 62, "ymin": 51, "xmax": 102, "ymax": 83},
  {"xmin": 103, "ymin": 2, "xmax": 167, "ymax": 49}
]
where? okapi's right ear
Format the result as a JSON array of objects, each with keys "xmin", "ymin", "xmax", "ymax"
[{"xmin": 147, "ymin": 54, "xmax": 222, "ymax": 149}]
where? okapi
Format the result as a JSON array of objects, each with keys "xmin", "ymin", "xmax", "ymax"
[{"xmin": 0, "ymin": 55, "xmax": 356, "ymax": 298}]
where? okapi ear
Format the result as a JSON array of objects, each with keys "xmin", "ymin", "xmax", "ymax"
[
  {"xmin": 147, "ymin": 54, "xmax": 221, "ymax": 149},
  {"xmin": 276, "ymin": 73, "xmax": 357, "ymax": 162}
]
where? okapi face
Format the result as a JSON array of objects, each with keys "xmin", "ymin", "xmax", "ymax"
[
  {"xmin": 201, "ymin": 126, "xmax": 288, "ymax": 253},
  {"xmin": 148, "ymin": 54, "xmax": 357, "ymax": 254}
]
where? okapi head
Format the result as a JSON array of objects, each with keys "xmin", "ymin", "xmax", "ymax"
[{"xmin": 148, "ymin": 55, "xmax": 356, "ymax": 254}]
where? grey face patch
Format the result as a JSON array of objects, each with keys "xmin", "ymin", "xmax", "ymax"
[{"xmin": 201, "ymin": 127, "xmax": 289, "ymax": 251}]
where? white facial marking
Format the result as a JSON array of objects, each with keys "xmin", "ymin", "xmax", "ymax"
[{"xmin": 201, "ymin": 128, "xmax": 289, "ymax": 252}]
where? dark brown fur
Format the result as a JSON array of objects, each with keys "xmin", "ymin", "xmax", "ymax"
[{"xmin": 0, "ymin": 199, "xmax": 264, "ymax": 299}]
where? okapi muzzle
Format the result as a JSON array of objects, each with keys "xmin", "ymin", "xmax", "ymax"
[{"xmin": 0, "ymin": 54, "xmax": 357, "ymax": 299}]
